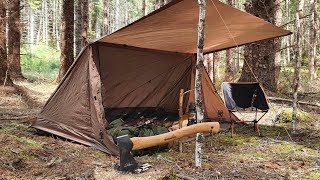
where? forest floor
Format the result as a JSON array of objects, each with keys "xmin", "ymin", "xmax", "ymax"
[{"xmin": 0, "ymin": 80, "xmax": 320, "ymax": 180}]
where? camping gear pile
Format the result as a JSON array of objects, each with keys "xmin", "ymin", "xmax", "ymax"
[{"xmin": 106, "ymin": 118, "xmax": 170, "ymax": 155}]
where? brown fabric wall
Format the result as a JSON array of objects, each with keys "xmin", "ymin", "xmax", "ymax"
[
  {"xmin": 98, "ymin": 44, "xmax": 193, "ymax": 116},
  {"xmin": 201, "ymin": 66, "xmax": 239, "ymax": 122},
  {"xmin": 34, "ymin": 47, "xmax": 113, "ymax": 153}
]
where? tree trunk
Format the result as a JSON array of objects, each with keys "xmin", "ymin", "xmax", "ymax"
[
  {"xmin": 205, "ymin": 54, "xmax": 214, "ymax": 82},
  {"xmin": 115, "ymin": 0, "xmax": 121, "ymax": 29},
  {"xmin": 224, "ymin": 0, "xmax": 235, "ymax": 82},
  {"xmin": 274, "ymin": 0, "xmax": 282, "ymax": 84},
  {"xmin": 75, "ymin": 0, "xmax": 82, "ymax": 56},
  {"xmin": 155, "ymin": 0, "xmax": 165, "ymax": 9},
  {"xmin": 7, "ymin": 0, "xmax": 23, "ymax": 79},
  {"xmin": 213, "ymin": 52, "xmax": 220, "ymax": 82},
  {"xmin": 103, "ymin": 0, "xmax": 108, "ymax": 34},
  {"xmin": 0, "ymin": 0, "xmax": 12, "ymax": 85},
  {"xmin": 195, "ymin": 0, "xmax": 206, "ymax": 168},
  {"xmin": 292, "ymin": 0, "xmax": 304, "ymax": 134},
  {"xmin": 75, "ymin": 0, "xmax": 88, "ymax": 57},
  {"xmin": 58, "ymin": 0, "xmax": 74, "ymax": 82},
  {"xmin": 224, "ymin": 48, "xmax": 234, "ymax": 81},
  {"xmin": 81, "ymin": 0, "xmax": 88, "ymax": 51},
  {"xmin": 142, "ymin": 0, "xmax": 146, "ymax": 16},
  {"xmin": 308, "ymin": 0, "xmax": 317, "ymax": 80},
  {"xmin": 239, "ymin": 0, "xmax": 282, "ymax": 91}
]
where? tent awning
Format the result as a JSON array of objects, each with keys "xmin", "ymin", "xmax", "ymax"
[{"xmin": 97, "ymin": 0, "xmax": 291, "ymax": 54}]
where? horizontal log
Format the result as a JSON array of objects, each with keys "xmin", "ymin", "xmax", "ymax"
[{"xmin": 268, "ymin": 96, "xmax": 320, "ymax": 107}]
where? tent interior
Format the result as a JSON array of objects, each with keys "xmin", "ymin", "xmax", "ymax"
[
  {"xmin": 99, "ymin": 44, "xmax": 192, "ymax": 122},
  {"xmin": 98, "ymin": 43, "xmax": 234, "ymax": 123}
]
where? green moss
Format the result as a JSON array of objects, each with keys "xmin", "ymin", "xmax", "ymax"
[
  {"xmin": 92, "ymin": 151, "xmax": 106, "ymax": 159},
  {"xmin": 309, "ymin": 171, "xmax": 320, "ymax": 180},
  {"xmin": 0, "ymin": 123, "xmax": 29, "ymax": 135},
  {"xmin": 271, "ymin": 143, "xmax": 303, "ymax": 153},
  {"xmin": 217, "ymin": 134, "xmax": 258, "ymax": 146},
  {"xmin": 16, "ymin": 137, "xmax": 42, "ymax": 149},
  {"xmin": 278, "ymin": 108, "xmax": 312, "ymax": 124}
]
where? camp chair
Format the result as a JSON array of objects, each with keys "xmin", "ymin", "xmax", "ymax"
[{"xmin": 221, "ymin": 82, "xmax": 269, "ymax": 136}]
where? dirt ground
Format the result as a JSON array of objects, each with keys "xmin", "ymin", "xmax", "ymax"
[{"xmin": 0, "ymin": 80, "xmax": 320, "ymax": 180}]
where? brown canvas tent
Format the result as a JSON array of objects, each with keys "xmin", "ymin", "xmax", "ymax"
[{"xmin": 33, "ymin": 0, "xmax": 291, "ymax": 155}]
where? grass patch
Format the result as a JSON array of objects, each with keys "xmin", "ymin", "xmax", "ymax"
[
  {"xmin": 92, "ymin": 151, "xmax": 106, "ymax": 159},
  {"xmin": 309, "ymin": 171, "xmax": 320, "ymax": 180},
  {"xmin": 0, "ymin": 123, "xmax": 30, "ymax": 135},
  {"xmin": 16, "ymin": 137, "xmax": 42, "ymax": 149},
  {"xmin": 230, "ymin": 152, "xmax": 274, "ymax": 162},
  {"xmin": 217, "ymin": 133, "xmax": 258, "ymax": 146},
  {"xmin": 270, "ymin": 143, "xmax": 303, "ymax": 154}
]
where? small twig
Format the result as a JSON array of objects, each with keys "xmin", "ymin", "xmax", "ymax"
[
  {"xmin": 175, "ymin": 173, "xmax": 196, "ymax": 180},
  {"xmin": 157, "ymin": 155, "xmax": 182, "ymax": 170},
  {"xmin": 283, "ymin": 127, "xmax": 293, "ymax": 142},
  {"xmin": 275, "ymin": 132, "xmax": 281, "ymax": 141},
  {"xmin": 3, "ymin": 69, "xmax": 8, "ymax": 88}
]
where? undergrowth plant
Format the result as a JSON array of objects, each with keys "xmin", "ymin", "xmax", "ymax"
[{"xmin": 21, "ymin": 44, "xmax": 60, "ymax": 81}]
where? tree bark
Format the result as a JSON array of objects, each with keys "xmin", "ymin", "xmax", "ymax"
[
  {"xmin": 75, "ymin": 0, "xmax": 88, "ymax": 57},
  {"xmin": 115, "ymin": 0, "xmax": 121, "ymax": 29},
  {"xmin": 195, "ymin": 0, "xmax": 206, "ymax": 168},
  {"xmin": 224, "ymin": 48, "xmax": 234, "ymax": 81},
  {"xmin": 292, "ymin": 0, "xmax": 304, "ymax": 134},
  {"xmin": 155, "ymin": 0, "xmax": 165, "ymax": 9},
  {"xmin": 224, "ymin": 0, "xmax": 235, "ymax": 82},
  {"xmin": 0, "ymin": 0, "xmax": 12, "ymax": 85},
  {"xmin": 142, "ymin": 0, "xmax": 147, "ymax": 16},
  {"xmin": 103, "ymin": 0, "xmax": 108, "ymax": 34},
  {"xmin": 205, "ymin": 53, "xmax": 214, "ymax": 82},
  {"xmin": 58, "ymin": 0, "xmax": 74, "ymax": 82},
  {"xmin": 213, "ymin": 52, "xmax": 220, "ymax": 82},
  {"xmin": 308, "ymin": 0, "xmax": 317, "ymax": 80},
  {"xmin": 239, "ymin": 0, "xmax": 282, "ymax": 91},
  {"xmin": 7, "ymin": 0, "xmax": 23, "ymax": 79}
]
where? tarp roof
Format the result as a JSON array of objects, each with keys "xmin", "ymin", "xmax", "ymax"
[{"xmin": 97, "ymin": 0, "xmax": 291, "ymax": 54}]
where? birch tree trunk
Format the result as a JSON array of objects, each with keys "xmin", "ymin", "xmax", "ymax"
[
  {"xmin": 292, "ymin": 0, "xmax": 304, "ymax": 134},
  {"xmin": 308, "ymin": 0, "xmax": 317, "ymax": 80},
  {"xmin": 195, "ymin": 0, "xmax": 206, "ymax": 168},
  {"xmin": 7, "ymin": 0, "xmax": 23, "ymax": 79},
  {"xmin": 0, "ymin": 0, "xmax": 12, "ymax": 85},
  {"xmin": 58, "ymin": 0, "xmax": 74, "ymax": 82},
  {"xmin": 103, "ymin": 0, "xmax": 108, "ymax": 34}
]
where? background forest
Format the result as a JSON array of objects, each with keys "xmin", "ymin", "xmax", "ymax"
[{"xmin": 0, "ymin": 0, "xmax": 319, "ymax": 95}]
